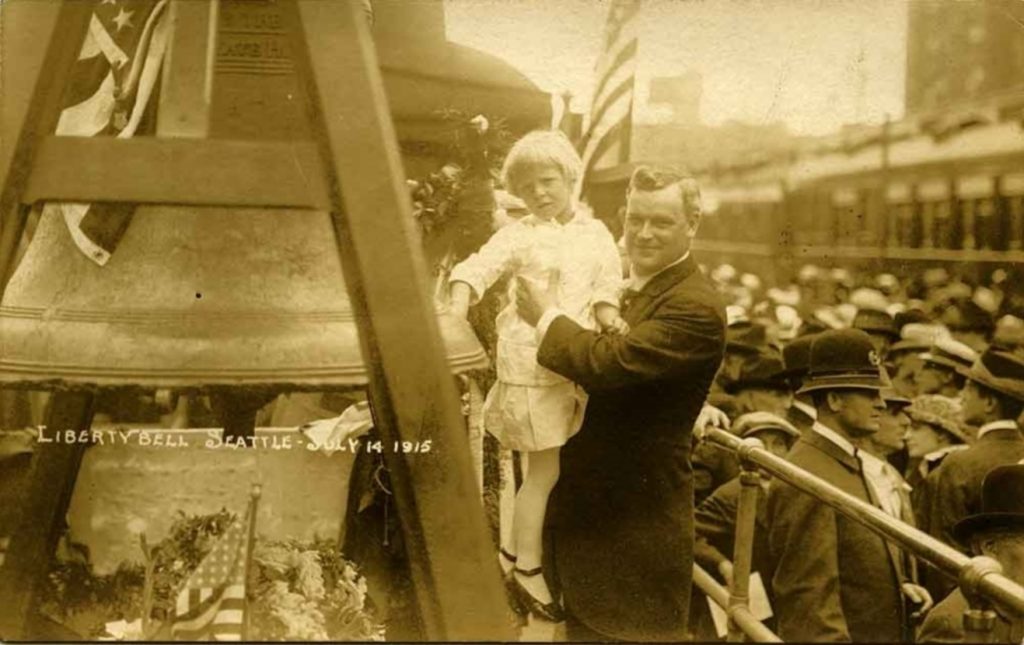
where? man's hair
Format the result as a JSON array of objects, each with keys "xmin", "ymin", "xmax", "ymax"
[
  {"xmin": 501, "ymin": 130, "xmax": 582, "ymax": 197},
  {"xmin": 627, "ymin": 165, "xmax": 702, "ymax": 218}
]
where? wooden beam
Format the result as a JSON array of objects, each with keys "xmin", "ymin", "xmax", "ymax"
[
  {"xmin": 23, "ymin": 137, "xmax": 330, "ymax": 209},
  {"xmin": 0, "ymin": 392, "xmax": 95, "ymax": 640},
  {"xmin": 0, "ymin": 0, "xmax": 93, "ymax": 299},
  {"xmin": 284, "ymin": 1, "xmax": 514, "ymax": 639},
  {"xmin": 158, "ymin": 0, "xmax": 218, "ymax": 137}
]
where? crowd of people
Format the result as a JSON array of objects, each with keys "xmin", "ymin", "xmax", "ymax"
[{"xmin": 452, "ymin": 127, "xmax": 1024, "ymax": 642}]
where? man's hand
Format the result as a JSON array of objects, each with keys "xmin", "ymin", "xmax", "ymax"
[
  {"xmin": 901, "ymin": 582, "xmax": 934, "ymax": 618},
  {"xmin": 694, "ymin": 403, "xmax": 730, "ymax": 440},
  {"xmin": 515, "ymin": 268, "xmax": 560, "ymax": 327}
]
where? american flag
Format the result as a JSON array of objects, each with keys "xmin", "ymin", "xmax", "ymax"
[
  {"xmin": 578, "ymin": 0, "xmax": 642, "ymax": 187},
  {"xmin": 170, "ymin": 510, "xmax": 251, "ymax": 642},
  {"xmin": 48, "ymin": 0, "xmax": 170, "ymax": 266}
]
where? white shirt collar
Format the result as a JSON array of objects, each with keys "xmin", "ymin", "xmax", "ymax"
[
  {"xmin": 812, "ymin": 421, "xmax": 856, "ymax": 457},
  {"xmin": 792, "ymin": 400, "xmax": 818, "ymax": 420},
  {"xmin": 977, "ymin": 419, "xmax": 1020, "ymax": 439},
  {"xmin": 627, "ymin": 251, "xmax": 690, "ymax": 291},
  {"xmin": 523, "ymin": 209, "xmax": 584, "ymax": 228}
]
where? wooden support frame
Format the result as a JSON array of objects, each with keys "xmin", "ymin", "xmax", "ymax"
[
  {"xmin": 0, "ymin": 0, "xmax": 512, "ymax": 639},
  {"xmin": 283, "ymin": 0, "xmax": 512, "ymax": 639}
]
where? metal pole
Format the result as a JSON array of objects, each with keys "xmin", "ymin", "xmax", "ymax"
[
  {"xmin": 693, "ymin": 564, "xmax": 781, "ymax": 643},
  {"xmin": 706, "ymin": 429, "xmax": 1024, "ymax": 616},
  {"xmin": 728, "ymin": 466, "xmax": 762, "ymax": 642}
]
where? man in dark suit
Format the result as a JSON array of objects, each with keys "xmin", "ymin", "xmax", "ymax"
[
  {"xmin": 919, "ymin": 464, "xmax": 1024, "ymax": 643},
  {"xmin": 516, "ymin": 165, "xmax": 726, "ymax": 641},
  {"xmin": 765, "ymin": 329, "xmax": 926, "ymax": 642},
  {"xmin": 917, "ymin": 349, "xmax": 1024, "ymax": 600}
]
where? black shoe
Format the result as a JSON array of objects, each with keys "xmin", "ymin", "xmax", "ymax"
[
  {"xmin": 499, "ymin": 549, "xmax": 527, "ymax": 617},
  {"xmin": 512, "ymin": 566, "xmax": 565, "ymax": 623}
]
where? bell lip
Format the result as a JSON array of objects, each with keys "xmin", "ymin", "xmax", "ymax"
[{"xmin": 0, "ymin": 354, "xmax": 490, "ymax": 390}]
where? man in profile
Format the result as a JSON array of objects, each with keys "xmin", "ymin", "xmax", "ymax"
[{"xmin": 517, "ymin": 165, "xmax": 726, "ymax": 641}]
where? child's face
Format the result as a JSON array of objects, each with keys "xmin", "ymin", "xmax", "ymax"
[{"xmin": 513, "ymin": 164, "xmax": 572, "ymax": 221}]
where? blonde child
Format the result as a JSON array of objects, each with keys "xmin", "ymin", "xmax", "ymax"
[{"xmin": 449, "ymin": 131, "xmax": 625, "ymax": 621}]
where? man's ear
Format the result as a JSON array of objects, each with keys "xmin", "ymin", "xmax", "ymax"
[{"xmin": 826, "ymin": 390, "xmax": 843, "ymax": 413}]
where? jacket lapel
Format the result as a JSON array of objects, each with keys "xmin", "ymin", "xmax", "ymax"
[{"xmin": 624, "ymin": 255, "xmax": 697, "ymax": 324}]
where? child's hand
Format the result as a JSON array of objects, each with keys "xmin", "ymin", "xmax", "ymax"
[{"xmin": 602, "ymin": 315, "xmax": 630, "ymax": 335}]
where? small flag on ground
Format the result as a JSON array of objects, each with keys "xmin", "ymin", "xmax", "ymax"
[
  {"xmin": 49, "ymin": 0, "xmax": 170, "ymax": 266},
  {"xmin": 578, "ymin": 0, "xmax": 642, "ymax": 188},
  {"xmin": 170, "ymin": 510, "xmax": 251, "ymax": 641}
]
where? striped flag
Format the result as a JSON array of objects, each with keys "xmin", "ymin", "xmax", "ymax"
[
  {"xmin": 48, "ymin": 0, "xmax": 170, "ymax": 266},
  {"xmin": 578, "ymin": 0, "xmax": 642, "ymax": 187},
  {"xmin": 170, "ymin": 510, "xmax": 251, "ymax": 641}
]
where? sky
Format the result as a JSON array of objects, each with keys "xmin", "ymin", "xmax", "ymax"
[{"xmin": 444, "ymin": 0, "xmax": 908, "ymax": 136}]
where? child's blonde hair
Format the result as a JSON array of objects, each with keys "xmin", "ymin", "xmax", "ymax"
[{"xmin": 501, "ymin": 130, "xmax": 582, "ymax": 198}]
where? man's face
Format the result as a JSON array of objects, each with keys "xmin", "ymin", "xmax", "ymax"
[
  {"xmin": 513, "ymin": 164, "xmax": 572, "ymax": 222},
  {"xmin": 735, "ymin": 388, "xmax": 792, "ymax": 417},
  {"xmin": 980, "ymin": 534, "xmax": 1024, "ymax": 584},
  {"xmin": 867, "ymin": 333, "xmax": 892, "ymax": 362},
  {"xmin": 832, "ymin": 389, "xmax": 885, "ymax": 437},
  {"xmin": 916, "ymin": 363, "xmax": 952, "ymax": 395},
  {"xmin": 961, "ymin": 380, "xmax": 990, "ymax": 425},
  {"xmin": 624, "ymin": 184, "xmax": 696, "ymax": 276},
  {"xmin": 873, "ymin": 403, "xmax": 910, "ymax": 456}
]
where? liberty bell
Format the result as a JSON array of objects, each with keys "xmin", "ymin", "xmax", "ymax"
[{"xmin": 0, "ymin": 0, "xmax": 487, "ymax": 402}]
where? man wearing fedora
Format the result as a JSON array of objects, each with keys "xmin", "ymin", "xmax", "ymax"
[
  {"xmin": 918, "ymin": 464, "xmax": 1024, "ymax": 643},
  {"xmin": 918, "ymin": 349, "xmax": 1024, "ymax": 557},
  {"xmin": 915, "ymin": 337, "xmax": 978, "ymax": 399},
  {"xmin": 766, "ymin": 329, "xmax": 929, "ymax": 642}
]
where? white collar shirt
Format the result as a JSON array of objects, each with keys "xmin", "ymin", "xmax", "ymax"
[
  {"xmin": 811, "ymin": 421, "xmax": 856, "ymax": 457},
  {"xmin": 977, "ymin": 419, "xmax": 1019, "ymax": 440},
  {"xmin": 626, "ymin": 251, "xmax": 690, "ymax": 292}
]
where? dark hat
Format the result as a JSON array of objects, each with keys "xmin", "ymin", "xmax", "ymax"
[
  {"xmin": 942, "ymin": 299, "xmax": 995, "ymax": 333},
  {"xmin": 726, "ymin": 322, "xmax": 768, "ymax": 355},
  {"xmin": 894, "ymin": 308, "xmax": 931, "ymax": 330},
  {"xmin": 959, "ymin": 348, "xmax": 1024, "ymax": 402},
  {"xmin": 919, "ymin": 337, "xmax": 978, "ymax": 373},
  {"xmin": 953, "ymin": 464, "xmax": 1024, "ymax": 543},
  {"xmin": 779, "ymin": 333, "xmax": 818, "ymax": 382},
  {"xmin": 725, "ymin": 351, "xmax": 790, "ymax": 394},
  {"xmin": 852, "ymin": 309, "xmax": 899, "ymax": 340},
  {"xmin": 798, "ymin": 329, "xmax": 887, "ymax": 394}
]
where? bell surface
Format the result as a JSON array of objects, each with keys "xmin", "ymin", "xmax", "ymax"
[{"xmin": 0, "ymin": 204, "xmax": 487, "ymax": 389}]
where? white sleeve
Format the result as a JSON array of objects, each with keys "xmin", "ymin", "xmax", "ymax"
[
  {"xmin": 448, "ymin": 225, "xmax": 518, "ymax": 303},
  {"xmin": 591, "ymin": 222, "xmax": 625, "ymax": 308}
]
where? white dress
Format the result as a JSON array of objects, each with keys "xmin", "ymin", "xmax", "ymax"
[{"xmin": 449, "ymin": 209, "xmax": 622, "ymax": 451}]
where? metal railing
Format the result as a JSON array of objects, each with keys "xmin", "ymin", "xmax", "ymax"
[{"xmin": 699, "ymin": 427, "xmax": 1024, "ymax": 642}]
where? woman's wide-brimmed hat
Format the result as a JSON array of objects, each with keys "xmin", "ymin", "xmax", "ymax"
[
  {"xmin": 905, "ymin": 394, "xmax": 971, "ymax": 444},
  {"xmin": 797, "ymin": 329, "xmax": 887, "ymax": 394},
  {"xmin": 953, "ymin": 464, "xmax": 1024, "ymax": 544}
]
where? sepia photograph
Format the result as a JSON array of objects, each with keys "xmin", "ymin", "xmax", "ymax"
[{"xmin": 2, "ymin": 0, "xmax": 1024, "ymax": 641}]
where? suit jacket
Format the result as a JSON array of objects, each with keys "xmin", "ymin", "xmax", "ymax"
[
  {"xmin": 694, "ymin": 476, "xmax": 773, "ymax": 583},
  {"xmin": 915, "ymin": 426, "xmax": 1024, "ymax": 601},
  {"xmin": 538, "ymin": 255, "xmax": 726, "ymax": 641},
  {"xmin": 765, "ymin": 431, "xmax": 906, "ymax": 643},
  {"xmin": 918, "ymin": 588, "xmax": 1024, "ymax": 643}
]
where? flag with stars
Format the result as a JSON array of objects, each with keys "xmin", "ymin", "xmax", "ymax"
[
  {"xmin": 578, "ymin": 0, "xmax": 642, "ymax": 191},
  {"xmin": 170, "ymin": 510, "xmax": 251, "ymax": 642},
  {"xmin": 48, "ymin": 0, "xmax": 170, "ymax": 265}
]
